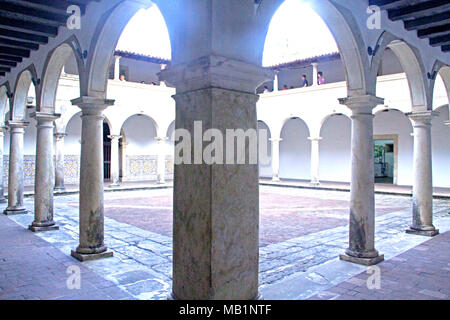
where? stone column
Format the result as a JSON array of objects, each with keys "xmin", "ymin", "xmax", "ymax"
[
  {"xmin": 4, "ymin": 121, "xmax": 28, "ymax": 215},
  {"xmin": 29, "ymin": 113, "xmax": 60, "ymax": 232},
  {"xmin": 70, "ymin": 96, "xmax": 114, "ymax": 261},
  {"xmin": 339, "ymin": 95, "xmax": 385, "ymax": 266},
  {"xmin": 312, "ymin": 63, "xmax": 319, "ymax": 86},
  {"xmin": 270, "ymin": 138, "xmax": 282, "ymax": 182},
  {"xmin": 156, "ymin": 136, "xmax": 168, "ymax": 184},
  {"xmin": 54, "ymin": 133, "xmax": 67, "ymax": 191},
  {"xmin": 309, "ymin": 137, "xmax": 322, "ymax": 186},
  {"xmin": 114, "ymin": 55, "xmax": 121, "ymax": 81},
  {"xmin": 160, "ymin": 56, "xmax": 272, "ymax": 300},
  {"xmin": 0, "ymin": 126, "xmax": 7, "ymax": 203},
  {"xmin": 108, "ymin": 135, "xmax": 121, "ymax": 187},
  {"xmin": 406, "ymin": 111, "xmax": 439, "ymax": 237},
  {"xmin": 274, "ymin": 71, "xmax": 279, "ymax": 92}
]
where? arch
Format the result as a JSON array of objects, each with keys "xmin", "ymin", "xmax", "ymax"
[
  {"xmin": 372, "ymin": 33, "xmax": 430, "ymax": 111},
  {"xmin": 119, "ymin": 113, "xmax": 159, "ymax": 136},
  {"xmin": 259, "ymin": 0, "xmax": 370, "ymax": 96},
  {"xmin": 431, "ymin": 105, "xmax": 450, "ymax": 188},
  {"xmin": 166, "ymin": 120, "xmax": 175, "ymax": 141},
  {"xmin": 319, "ymin": 112, "xmax": 351, "ymax": 136},
  {"xmin": 319, "ymin": 113, "xmax": 351, "ymax": 183},
  {"xmin": 85, "ymin": 1, "xmax": 172, "ymax": 98},
  {"xmin": 0, "ymin": 83, "xmax": 11, "ymax": 126},
  {"xmin": 12, "ymin": 65, "xmax": 38, "ymax": 121},
  {"xmin": 39, "ymin": 37, "xmax": 85, "ymax": 113},
  {"xmin": 430, "ymin": 60, "xmax": 450, "ymax": 105},
  {"xmin": 279, "ymin": 117, "xmax": 311, "ymax": 180}
]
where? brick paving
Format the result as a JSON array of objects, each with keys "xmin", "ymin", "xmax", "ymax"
[
  {"xmin": 309, "ymin": 231, "xmax": 450, "ymax": 300},
  {"xmin": 0, "ymin": 185, "xmax": 449, "ymax": 300}
]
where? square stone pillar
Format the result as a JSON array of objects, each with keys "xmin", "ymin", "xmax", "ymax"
[
  {"xmin": 338, "ymin": 95, "xmax": 385, "ymax": 266},
  {"xmin": 161, "ymin": 55, "xmax": 272, "ymax": 300},
  {"xmin": 70, "ymin": 96, "xmax": 114, "ymax": 262},
  {"xmin": 406, "ymin": 111, "xmax": 439, "ymax": 237},
  {"xmin": 29, "ymin": 112, "xmax": 61, "ymax": 232},
  {"xmin": 4, "ymin": 121, "xmax": 29, "ymax": 215}
]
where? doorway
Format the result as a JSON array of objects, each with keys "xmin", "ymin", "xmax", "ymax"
[
  {"xmin": 103, "ymin": 121, "xmax": 111, "ymax": 181},
  {"xmin": 374, "ymin": 139, "xmax": 395, "ymax": 184}
]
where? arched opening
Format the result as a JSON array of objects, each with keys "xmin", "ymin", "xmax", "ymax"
[
  {"xmin": 279, "ymin": 117, "xmax": 310, "ymax": 180},
  {"xmin": 64, "ymin": 112, "xmax": 82, "ymax": 185},
  {"xmin": 261, "ymin": 0, "xmax": 368, "ymax": 95},
  {"xmin": 373, "ymin": 109, "xmax": 413, "ymax": 186},
  {"xmin": 319, "ymin": 113, "xmax": 351, "ymax": 183},
  {"xmin": 120, "ymin": 114, "xmax": 158, "ymax": 182},
  {"xmin": 432, "ymin": 106, "xmax": 450, "ymax": 188}
]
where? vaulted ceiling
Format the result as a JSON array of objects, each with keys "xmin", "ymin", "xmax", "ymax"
[
  {"xmin": 0, "ymin": 0, "xmax": 98, "ymax": 78},
  {"xmin": 370, "ymin": 0, "xmax": 450, "ymax": 53}
]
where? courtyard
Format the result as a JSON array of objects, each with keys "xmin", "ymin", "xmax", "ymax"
[{"xmin": 1, "ymin": 185, "xmax": 449, "ymax": 300}]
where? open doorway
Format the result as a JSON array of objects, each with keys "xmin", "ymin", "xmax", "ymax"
[
  {"xmin": 374, "ymin": 139, "xmax": 395, "ymax": 184},
  {"xmin": 103, "ymin": 121, "xmax": 111, "ymax": 181}
]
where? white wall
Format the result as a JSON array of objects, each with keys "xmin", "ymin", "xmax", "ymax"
[
  {"xmin": 122, "ymin": 115, "xmax": 158, "ymax": 155},
  {"xmin": 374, "ymin": 109, "xmax": 413, "ymax": 186},
  {"xmin": 432, "ymin": 106, "xmax": 450, "ymax": 188},
  {"xmin": 319, "ymin": 114, "xmax": 351, "ymax": 182},
  {"xmin": 279, "ymin": 118, "xmax": 310, "ymax": 180},
  {"xmin": 65, "ymin": 112, "xmax": 82, "ymax": 155}
]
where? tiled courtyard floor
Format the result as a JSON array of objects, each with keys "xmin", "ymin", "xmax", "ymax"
[
  {"xmin": 309, "ymin": 231, "xmax": 450, "ymax": 300},
  {"xmin": 0, "ymin": 185, "xmax": 449, "ymax": 300}
]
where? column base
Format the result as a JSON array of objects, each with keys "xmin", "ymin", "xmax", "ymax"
[
  {"xmin": 310, "ymin": 181, "xmax": 320, "ymax": 187},
  {"xmin": 108, "ymin": 183, "xmax": 120, "ymax": 188},
  {"xmin": 406, "ymin": 228, "xmax": 439, "ymax": 237},
  {"xmin": 29, "ymin": 224, "xmax": 59, "ymax": 233},
  {"xmin": 272, "ymin": 177, "xmax": 280, "ymax": 182},
  {"xmin": 3, "ymin": 207, "xmax": 27, "ymax": 215},
  {"xmin": 54, "ymin": 186, "xmax": 66, "ymax": 192},
  {"xmin": 168, "ymin": 292, "xmax": 263, "ymax": 300},
  {"xmin": 340, "ymin": 253, "xmax": 384, "ymax": 266},
  {"xmin": 71, "ymin": 249, "xmax": 113, "ymax": 262}
]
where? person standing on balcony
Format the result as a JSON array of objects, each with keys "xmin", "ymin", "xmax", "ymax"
[
  {"xmin": 317, "ymin": 72, "xmax": 325, "ymax": 85},
  {"xmin": 301, "ymin": 75, "xmax": 309, "ymax": 87}
]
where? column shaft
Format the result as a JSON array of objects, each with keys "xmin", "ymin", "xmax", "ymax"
[
  {"xmin": 156, "ymin": 137, "xmax": 168, "ymax": 184},
  {"xmin": 4, "ymin": 121, "xmax": 28, "ymax": 215},
  {"xmin": 54, "ymin": 133, "xmax": 66, "ymax": 191},
  {"xmin": 270, "ymin": 138, "xmax": 281, "ymax": 182},
  {"xmin": 108, "ymin": 135, "xmax": 121, "ymax": 187},
  {"xmin": 309, "ymin": 137, "xmax": 321, "ymax": 186},
  {"xmin": 70, "ymin": 97, "xmax": 114, "ymax": 262},
  {"xmin": 274, "ymin": 72, "xmax": 279, "ymax": 92},
  {"xmin": 30, "ymin": 113, "xmax": 60, "ymax": 232},
  {"xmin": 0, "ymin": 127, "xmax": 6, "ymax": 203},
  {"xmin": 339, "ymin": 95, "xmax": 384, "ymax": 266},
  {"xmin": 406, "ymin": 111, "xmax": 439, "ymax": 237}
]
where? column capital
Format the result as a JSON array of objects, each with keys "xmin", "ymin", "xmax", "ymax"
[
  {"xmin": 0, "ymin": 126, "xmax": 8, "ymax": 133},
  {"xmin": 6, "ymin": 120, "xmax": 29, "ymax": 129},
  {"xmin": 406, "ymin": 111, "xmax": 439, "ymax": 126},
  {"xmin": 108, "ymin": 135, "xmax": 122, "ymax": 140},
  {"xmin": 159, "ymin": 55, "xmax": 274, "ymax": 94},
  {"xmin": 308, "ymin": 137, "xmax": 323, "ymax": 142},
  {"xmin": 31, "ymin": 112, "xmax": 61, "ymax": 123},
  {"xmin": 54, "ymin": 132, "xmax": 67, "ymax": 139},
  {"xmin": 445, "ymin": 120, "xmax": 450, "ymax": 127},
  {"xmin": 339, "ymin": 95, "xmax": 384, "ymax": 114},
  {"xmin": 269, "ymin": 138, "xmax": 283, "ymax": 142},
  {"xmin": 155, "ymin": 136, "xmax": 169, "ymax": 142},
  {"xmin": 71, "ymin": 96, "xmax": 115, "ymax": 114}
]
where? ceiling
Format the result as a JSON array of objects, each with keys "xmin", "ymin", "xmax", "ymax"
[
  {"xmin": 0, "ymin": 0, "xmax": 98, "ymax": 78},
  {"xmin": 369, "ymin": 0, "xmax": 450, "ymax": 52}
]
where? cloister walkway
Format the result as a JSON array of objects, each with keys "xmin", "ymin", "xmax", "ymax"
[{"xmin": 0, "ymin": 186, "xmax": 449, "ymax": 300}]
